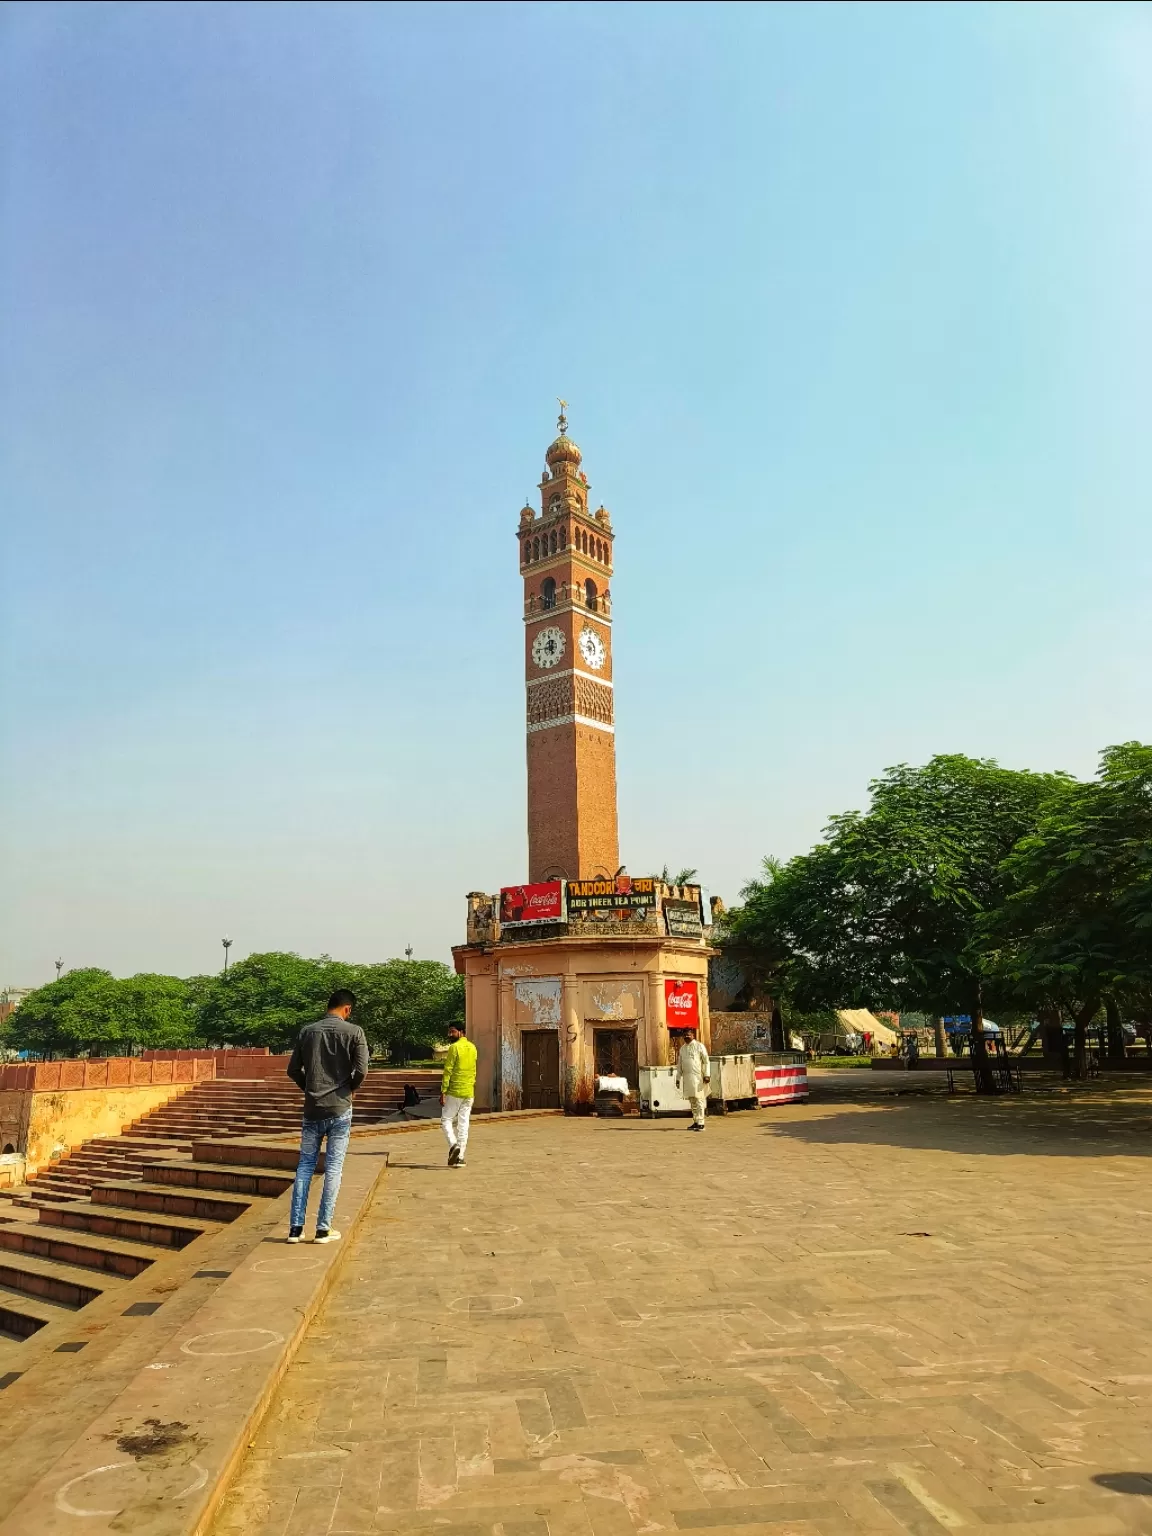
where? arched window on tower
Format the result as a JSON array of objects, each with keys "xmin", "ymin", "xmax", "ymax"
[
  {"xmin": 549, "ymin": 529, "xmax": 557, "ymax": 555},
  {"xmin": 542, "ymin": 577, "xmax": 556, "ymax": 611},
  {"xmin": 533, "ymin": 536, "xmax": 540, "ymax": 561},
  {"xmin": 560, "ymin": 527, "xmax": 567, "ymax": 548},
  {"xmin": 523, "ymin": 539, "xmax": 532, "ymax": 564},
  {"xmin": 585, "ymin": 578, "xmax": 598, "ymax": 612}
]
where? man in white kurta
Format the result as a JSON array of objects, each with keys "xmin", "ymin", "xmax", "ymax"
[{"xmin": 676, "ymin": 1030, "xmax": 711, "ymax": 1131}]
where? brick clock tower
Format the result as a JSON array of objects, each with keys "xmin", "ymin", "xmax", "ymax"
[{"xmin": 519, "ymin": 404, "xmax": 619, "ymax": 882}]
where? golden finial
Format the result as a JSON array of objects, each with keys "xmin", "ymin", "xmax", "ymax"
[{"xmin": 556, "ymin": 397, "xmax": 568, "ymax": 434}]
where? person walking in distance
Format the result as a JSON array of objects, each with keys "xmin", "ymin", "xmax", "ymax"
[
  {"xmin": 441, "ymin": 1022, "xmax": 478, "ymax": 1167},
  {"xmin": 286, "ymin": 989, "xmax": 369, "ymax": 1243},
  {"xmin": 676, "ymin": 1026, "xmax": 711, "ymax": 1132}
]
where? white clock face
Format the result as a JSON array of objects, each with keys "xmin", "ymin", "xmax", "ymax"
[
  {"xmin": 578, "ymin": 626, "xmax": 606, "ymax": 670},
  {"xmin": 532, "ymin": 626, "xmax": 566, "ymax": 669}
]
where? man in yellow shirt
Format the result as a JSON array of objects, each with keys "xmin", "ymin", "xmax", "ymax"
[{"xmin": 441, "ymin": 1022, "xmax": 478, "ymax": 1168}]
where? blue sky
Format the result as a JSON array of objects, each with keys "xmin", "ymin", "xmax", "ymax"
[{"xmin": 3, "ymin": 0, "xmax": 1150, "ymax": 984}]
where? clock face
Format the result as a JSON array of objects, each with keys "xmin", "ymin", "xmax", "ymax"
[
  {"xmin": 578, "ymin": 626, "xmax": 606, "ymax": 671},
  {"xmin": 531, "ymin": 626, "xmax": 566, "ymax": 669}
]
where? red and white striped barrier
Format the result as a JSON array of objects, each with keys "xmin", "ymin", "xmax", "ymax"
[{"xmin": 754, "ymin": 1063, "xmax": 808, "ymax": 1105}]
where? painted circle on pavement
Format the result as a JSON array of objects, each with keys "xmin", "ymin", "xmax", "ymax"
[
  {"xmin": 180, "ymin": 1327, "xmax": 284, "ymax": 1357},
  {"xmin": 55, "ymin": 1460, "xmax": 209, "ymax": 1517},
  {"xmin": 447, "ymin": 1294, "xmax": 522, "ymax": 1314}
]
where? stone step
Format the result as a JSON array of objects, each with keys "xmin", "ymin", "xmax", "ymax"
[
  {"xmin": 0, "ymin": 1288, "xmax": 75, "ymax": 1340},
  {"xmin": 91, "ymin": 1179, "xmax": 254, "ymax": 1223},
  {"xmin": 14, "ymin": 1187, "xmax": 85, "ymax": 1206},
  {"xmin": 28, "ymin": 1173, "xmax": 91, "ymax": 1193},
  {"xmin": 192, "ymin": 1140, "xmax": 314, "ymax": 1173},
  {"xmin": 0, "ymin": 1215, "xmax": 160, "ymax": 1278},
  {"xmin": 29, "ymin": 1199, "xmax": 216, "ymax": 1251},
  {"xmin": 140, "ymin": 1160, "xmax": 294, "ymax": 1198},
  {"xmin": 0, "ymin": 1248, "xmax": 121, "ymax": 1308}
]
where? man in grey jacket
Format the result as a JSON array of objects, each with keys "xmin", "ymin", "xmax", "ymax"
[{"xmin": 286, "ymin": 990, "xmax": 369, "ymax": 1243}]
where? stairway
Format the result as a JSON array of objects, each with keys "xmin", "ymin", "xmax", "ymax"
[{"xmin": 0, "ymin": 1069, "xmax": 439, "ymax": 1352}]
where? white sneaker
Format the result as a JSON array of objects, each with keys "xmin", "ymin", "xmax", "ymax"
[
  {"xmin": 314, "ymin": 1229, "xmax": 341, "ymax": 1244},
  {"xmin": 287, "ymin": 1230, "xmax": 303, "ymax": 1244},
  {"xmin": 455, "ymin": 1159, "xmax": 467, "ymax": 1167}
]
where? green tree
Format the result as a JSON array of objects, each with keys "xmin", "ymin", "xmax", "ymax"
[
  {"xmin": 198, "ymin": 952, "xmax": 355, "ymax": 1051},
  {"xmin": 8, "ymin": 969, "xmax": 116, "ymax": 1057},
  {"xmin": 6, "ymin": 970, "xmax": 197, "ymax": 1056},
  {"xmin": 113, "ymin": 974, "xmax": 198, "ymax": 1051},
  {"xmin": 723, "ymin": 756, "xmax": 1071, "ymax": 1091},
  {"xmin": 658, "ymin": 866, "xmax": 699, "ymax": 886},
  {"xmin": 980, "ymin": 743, "xmax": 1152, "ymax": 1078},
  {"xmin": 351, "ymin": 959, "xmax": 465, "ymax": 1064}
]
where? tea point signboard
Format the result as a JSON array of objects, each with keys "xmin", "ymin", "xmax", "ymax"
[{"xmin": 566, "ymin": 876, "xmax": 657, "ymax": 915}]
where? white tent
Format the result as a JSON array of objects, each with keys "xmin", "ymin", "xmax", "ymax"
[{"xmin": 836, "ymin": 1008, "xmax": 899, "ymax": 1049}]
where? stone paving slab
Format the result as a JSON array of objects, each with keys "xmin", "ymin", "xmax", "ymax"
[
  {"xmin": 212, "ymin": 1082, "xmax": 1152, "ymax": 1535},
  {"xmin": 0, "ymin": 1145, "xmax": 390, "ymax": 1535}
]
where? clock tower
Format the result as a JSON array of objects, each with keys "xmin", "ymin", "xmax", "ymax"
[{"xmin": 519, "ymin": 405, "xmax": 620, "ymax": 881}]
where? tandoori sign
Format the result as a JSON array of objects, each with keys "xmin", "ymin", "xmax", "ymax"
[
  {"xmin": 500, "ymin": 881, "xmax": 566, "ymax": 926},
  {"xmin": 567, "ymin": 876, "xmax": 657, "ymax": 915},
  {"xmin": 664, "ymin": 978, "xmax": 700, "ymax": 1030}
]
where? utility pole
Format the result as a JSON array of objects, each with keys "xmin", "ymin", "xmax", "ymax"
[
  {"xmin": 404, "ymin": 945, "xmax": 414, "ymax": 960},
  {"xmin": 221, "ymin": 937, "xmax": 233, "ymax": 975},
  {"xmin": 55, "ymin": 958, "xmax": 64, "ymax": 982}
]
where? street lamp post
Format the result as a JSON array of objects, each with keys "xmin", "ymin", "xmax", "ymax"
[
  {"xmin": 221, "ymin": 937, "xmax": 233, "ymax": 975},
  {"xmin": 55, "ymin": 958, "xmax": 64, "ymax": 982}
]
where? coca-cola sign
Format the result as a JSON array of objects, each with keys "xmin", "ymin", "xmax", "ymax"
[
  {"xmin": 664, "ymin": 978, "xmax": 700, "ymax": 1030},
  {"xmin": 500, "ymin": 881, "xmax": 566, "ymax": 926}
]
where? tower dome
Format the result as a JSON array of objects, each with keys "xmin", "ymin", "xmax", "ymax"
[
  {"xmin": 545, "ymin": 399, "xmax": 581, "ymax": 468},
  {"xmin": 545, "ymin": 433, "xmax": 582, "ymax": 467}
]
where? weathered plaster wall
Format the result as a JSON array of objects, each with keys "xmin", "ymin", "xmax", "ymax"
[{"xmin": 0, "ymin": 1083, "xmax": 193, "ymax": 1175}]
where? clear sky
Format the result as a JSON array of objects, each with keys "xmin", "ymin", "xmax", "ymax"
[{"xmin": 2, "ymin": 1, "xmax": 1150, "ymax": 986}]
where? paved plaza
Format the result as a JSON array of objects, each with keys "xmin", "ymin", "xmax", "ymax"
[{"xmin": 213, "ymin": 1078, "xmax": 1152, "ymax": 1535}]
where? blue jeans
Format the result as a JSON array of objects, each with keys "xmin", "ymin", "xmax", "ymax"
[{"xmin": 290, "ymin": 1110, "xmax": 352, "ymax": 1232}]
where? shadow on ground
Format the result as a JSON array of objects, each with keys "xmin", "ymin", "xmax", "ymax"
[
  {"xmin": 1094, "ymin": 1473, "xmax": 1152, "ymax": 1496},
  {"xmin": 761, "ymin": 1079, "xmax": 1152, "ymax": 1157}
]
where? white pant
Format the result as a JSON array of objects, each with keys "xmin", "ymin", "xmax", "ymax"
[
  {"xmin": 441, "ymin": 1095, "xmax": 473, "ymax": 1156},
  {"xmin": 687, "ymin": 1090, "xmax": 708, "ymax": 1127}
]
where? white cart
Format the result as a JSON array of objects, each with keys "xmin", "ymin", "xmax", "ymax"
[{"xmin": 638, "ymin": 1065, "xmax": 692, "ymax": 1117}]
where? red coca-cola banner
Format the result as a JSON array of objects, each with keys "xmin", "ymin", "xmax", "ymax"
[
  {"xmin": 500, "ymin": 881, "xmax": 566, "ymax": 926},
  {"xmin": 664, "ymin": 978, "xmax": 700, "ymax": 1030}
]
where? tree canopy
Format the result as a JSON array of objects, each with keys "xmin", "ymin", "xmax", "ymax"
[
  {"xmin": 979, "ymin": 742, "xmax": 1152, "ymax": 1072},
  {"xmin": 723, "ymin": 745, "xmax": 1152, "ymax": 1083},
  {"xmin": 5, "ymin": 952, "xmax": 465, "ymax": 1061},
  {"xmin": 4, "ymin": 969, "xmax": 199, "ymax": 1057}
]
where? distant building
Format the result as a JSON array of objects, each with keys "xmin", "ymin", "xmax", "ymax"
[{"xmin": 0, "ymin": 988, "xmax": 33, "ymax": 1025}]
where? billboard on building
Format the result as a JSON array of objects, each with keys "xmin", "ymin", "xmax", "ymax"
[
  {"xmin": 567, "ymin": 876, "xmax": 657, "ymax": 915},
  {"xmin": 664, "ymin": 978, "xmax": 700, "ymax": 1030},
  {"xmin": 663, "ymin": 899, "xmax": 703, "ymax": 938},
  {"xmin": 499, "ymin": 881, "xmax": 566, "ymax": 926}
]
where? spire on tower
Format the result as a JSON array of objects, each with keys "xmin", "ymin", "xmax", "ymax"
[{"xmin": 556, "ymin": 397, "xmax": 568, "ymax": 434}]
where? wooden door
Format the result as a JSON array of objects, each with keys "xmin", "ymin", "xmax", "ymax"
[
  {"xmin": 594, "ymin": 1028, "xmax": 639, "ymax": 1088},
  {"xmin": 522, "ymin": 1030, "xmax": 560, "ymax": 1109}
]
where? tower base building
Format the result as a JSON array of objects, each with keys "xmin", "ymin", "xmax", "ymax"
[{"xmin": 453, "ymin": 411, "xmax": 715, "ymax": 1111}]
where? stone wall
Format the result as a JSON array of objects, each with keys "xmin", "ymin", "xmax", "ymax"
[
  {"xmin": 710, "ymin": 1012, "xmax": 775, "ymax": 1055},
  {"xmin": 0, "ymin": 1082, "xmax": 195, "ymax": 1175}
]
